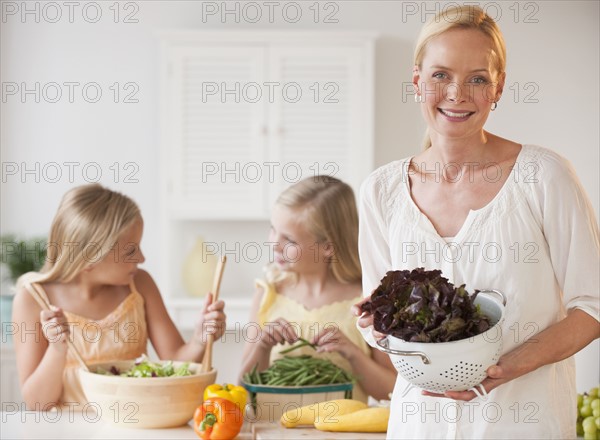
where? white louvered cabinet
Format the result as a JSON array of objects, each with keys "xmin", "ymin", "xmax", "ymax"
[
  {"xmin": 157, "ymin": 32, "xmax": 377, "ymax": 320},
  {"xmin": 167, "ymin": 45, "xmax": 269, "ymax": 218}
]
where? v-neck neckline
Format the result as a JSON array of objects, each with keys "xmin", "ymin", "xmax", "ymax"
[
  {"xmin": 403, "ymin": 144, "xmax": 525, "ymax": 242},
  {"xmin": 63, "ymin": 291, "xmax": 138, "ymax": 326},
  {"xmin": 277, "ymin": 293, "xmax": 363, "ymax": 313},
  {"xmin": 33, "ymin": 282, "xmax": 140, "ymax": 327}
]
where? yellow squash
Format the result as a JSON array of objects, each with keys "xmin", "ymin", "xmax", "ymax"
[
  {"xmin": 313, "ymin": 406, "xmax": 390, "ymax": 432},
  {"xmin": 280, "ymin": 399, "xmax": 367, "ymax": 428}
]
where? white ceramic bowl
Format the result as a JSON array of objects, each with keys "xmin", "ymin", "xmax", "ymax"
[{"xmin": 79, "ymin": 360, "xmax": 217, "ymax": 429}]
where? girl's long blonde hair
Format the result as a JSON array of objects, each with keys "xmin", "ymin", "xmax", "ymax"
[
  {"xmin": 265, "ymin": 176, "xmax": 361, "ymax": 285},
  {"xmin": 18, "ymin": 184, "xmax": 141, "ymax": 287},
  {"xmin": 414, "ymin": 5, "xmax": 507, "ymax": 149}
]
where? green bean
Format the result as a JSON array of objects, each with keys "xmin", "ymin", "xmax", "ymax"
[
  {"xmin": 279, "ymin": 337, "xmax": 318, "ymax": 354},
  {"xmin": 298, "ymin": 373, "xmax": 318, "ymax": 386},
  {"xmin": 255, "ymin": 365, "xmax": 263, "ymax": 385},
  {"xmin": 242, "ymin": 355, "xmax": 355, "ymax": 387}
]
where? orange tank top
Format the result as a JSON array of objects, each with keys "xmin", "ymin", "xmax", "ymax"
[{"xmin": 24, "ymin": 281, "xmax": 148, "ymax": 406}]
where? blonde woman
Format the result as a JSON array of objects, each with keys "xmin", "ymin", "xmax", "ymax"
[
  {"xmin": 240, "ymin": 176, "xmax": 395, "ymax": 402},
  {"xmin": 12, "ymin": 184, "xmax": 226, "ymax": 409},
  {"xmin": 354, "ymin": 5, "xmax": 599, "ymax": 438}
]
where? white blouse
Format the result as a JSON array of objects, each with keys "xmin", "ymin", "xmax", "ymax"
[{"xmin": 358, "ymin": 144, "xmax": 599, "ymax": 439}]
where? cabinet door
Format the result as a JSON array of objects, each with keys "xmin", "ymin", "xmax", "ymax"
[
  {"xmin": 267, "ymin": 45, "xmax": 370, "ymax": 205},
  {"xmin": 167, "ymin": 46, "xmax": 268, "ymax": 219}
]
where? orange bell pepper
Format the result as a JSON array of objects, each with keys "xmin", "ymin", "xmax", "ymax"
[{"xmin": 193, "ymin": 397, "xmax": 243, "ymax": 440}]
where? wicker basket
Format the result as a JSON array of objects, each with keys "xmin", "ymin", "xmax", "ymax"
[{"xmin": 242, "ymin": 382, "xmax": 353, "ymax": 423}]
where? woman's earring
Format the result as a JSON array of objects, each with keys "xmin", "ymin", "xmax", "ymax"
[
  {"xmin": 491, "ymin": 101, "xmax": 498, "ymax": 111},
  {"xmin": 415, "ymin": 94, "xmax": 423, "ymax": 103}
]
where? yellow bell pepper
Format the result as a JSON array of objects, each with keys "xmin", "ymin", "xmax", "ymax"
[{"xmin": 203, "ymin": 384, "xmax": 247, "ymax": 412}]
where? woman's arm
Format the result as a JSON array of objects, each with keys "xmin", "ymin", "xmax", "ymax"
[
  {"xmin": 439, "ymin": 309, "xmax": 600, "ymax": 401},
  {"xmin": 135, "ymin": 270, "xmax": 226, "ymax": 362},
  {"xmin": 12, "ymin": 287, "xmax": 69, "ymax": 409}
]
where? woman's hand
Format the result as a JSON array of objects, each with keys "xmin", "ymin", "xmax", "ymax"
[
  {"xmin": 311, "ymin": 326, "xmax": 361, "ymax": 361},
  {"xmin": 351, "ymin": 296, "xmax": 373, "ymax": 328},
  {"xmin": 40, "ymin": 306, "xmax": 69, "ymax": 353},
  {"xmin": 195, "ymin": 293, "xmax": 227, "ymax": 342},
  {"xmin": 351, "ymin": 295, "xmax": 387, "ymax": 340},
  {"xmin": 258, "ymin": 317, "xmax": 299, "ymax": 349},
  {"xmin": 422, "ymin": 345, "xmax": 527, "ymax": 401}
]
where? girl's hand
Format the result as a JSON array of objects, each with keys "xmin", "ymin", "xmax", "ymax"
[
  {"xmin": 40, "ymin": 306, "xmax": 69, "ymax": 353},
  {"xmin": 258, "ymin": 317, "xmax": 299, "ymax": 349},
  {"xmin": 196, "ymin": 293, "xmax": 227, "ymax": 342},
  {"xmin": 312, "ymin": 326, "xmax": 360, "ymax": 361}
]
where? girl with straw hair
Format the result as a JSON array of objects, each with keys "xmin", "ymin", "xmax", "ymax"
[
  {"xmin": 240, "ymin": 175, "xmax": 396, "ymax": 403},
  {"xmin": 12, "ymin": 184, "xmax": 226, "ymax": 409}
]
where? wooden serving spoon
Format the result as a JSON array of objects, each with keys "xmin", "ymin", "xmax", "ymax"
[
  {"xmin": 27, "ymin": 283, "xmax": 90, "ymax": 372},
  {"xmin": 201, "ymin": 255, "xmax": 226, "ymax": 373}
]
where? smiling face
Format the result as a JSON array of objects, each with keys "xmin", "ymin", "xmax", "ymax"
[
  {"xmin": 268, "ymin": 204, "xmax": 332, "ymax": 276},
  {"xmin": 413, "ymin": 28, "xmax": 505, "ymax": 143},
  {"xmin": 86, "ymin": 218, "xmax": 146, "ymax": 285}
]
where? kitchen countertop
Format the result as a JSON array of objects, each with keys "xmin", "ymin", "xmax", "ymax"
[
  {"xmin": 251, "ymin": 423, "xmax": 386, "ymax": 439},
  {"xmin": 1, "ymin": 411, "xmax": 207, "ymax": 440},
  {"xmin": 1, "ymin": 412, "xmax": 386, "ymax": 440}
]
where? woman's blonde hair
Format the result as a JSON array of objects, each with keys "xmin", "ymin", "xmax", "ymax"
[
  {"xmin": 18, "ymin": 184, "xmax": 141, "ymax": 287},
  {"xmin": 414, "ymin": 5, "xmax": 507, "ymax": 149},
  {"xmin": 265, "ymin": 176, "xmax": 361, "ymax": 285}
]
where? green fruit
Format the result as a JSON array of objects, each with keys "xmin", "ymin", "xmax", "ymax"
[
  {"xmin": 578, "ymin": 421, "xmax": 585, "ymax": 436},
  {"xmin": 582, "ymin": 406, "xmax": 594, "ymax": 418},
  {"xmin": 583, "ymin": 416, "xmax": 598, "ymax": 434},
  {"xmin": 593, "ymin": 408, "xmax": 600, "ymax": 418},
  {"xmin": 589, "ymin": 387, "xmax": 599, "ymax": 398},
  {"xmin": 579, "ymin": 394, "xmax": 585, "ymax": 408},
  {"xmin": 596, "ymin": 417, "xmax": 600, "ymax": 430},
  {"xmin": 592, "ymin": 399, "xmax": 600, "ymax": 411}
]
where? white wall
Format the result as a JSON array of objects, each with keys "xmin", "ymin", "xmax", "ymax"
[{"xmin": 2, "ymin": 1, "xmax": 598, "ymax": 390}]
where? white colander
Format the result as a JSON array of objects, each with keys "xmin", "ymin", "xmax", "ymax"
[{"xmin": 375, "ymin": 289, "xmax": 506, "ymax": 398}]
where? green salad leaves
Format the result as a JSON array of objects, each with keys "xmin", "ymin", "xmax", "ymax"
[
  {"xmin": 361, "ymin": 268, "xmax": 491, "ymax": 343},
  {"xmin": 96, "ymin": 357, "xmax": 193, "ymax": 378}
]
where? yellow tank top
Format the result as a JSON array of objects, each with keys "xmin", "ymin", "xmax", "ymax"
[
  {"xmin": 25, "ymin": 282, "xmax": 148, "ymax": 406},
  {"xmin": 255, "ymin": 279, "xmax": 371, "ymax": 402}
]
